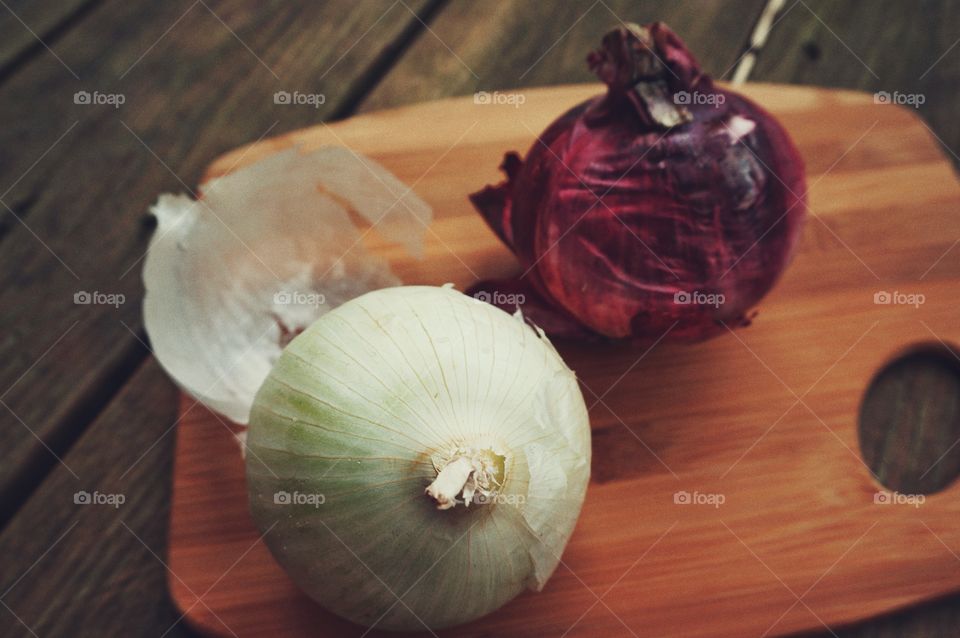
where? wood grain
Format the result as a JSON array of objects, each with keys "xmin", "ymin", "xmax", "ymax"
[
  {"xmin": 359, "ymin": 0, "xmax": 766, "ymax": 113},
  {"xmin": 859, "ymin": 349, "xmax": 960, "ymax": 495},
  {"xmin": 0, "ymin": 0, "xmax": 436, "ymax": 526},
  {"xmin": 750, "ymin": 0, "xmax": 960, "ymax": 484},
  {"xmin": 0, "ymin": 0, "xmax": 97, "ymax": 79},
  {"xmin": 751, "ymin": 0, "xmax": 960, "ymax": 167},
  {"xmin": 0, "ymin": 360, "xmax": 195, "ymax": 638},
  {"xmin": 751, "ymin": 8, "xmax": 960, "ymax": 634},
  {"xmin": 174, "ymin": 83, "xmax": 960, "ymax": 637}
]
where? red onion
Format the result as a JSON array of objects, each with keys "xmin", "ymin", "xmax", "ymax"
[{"xmin": 469, "ymin": 22, "xmax": 806, "ymax": 342}]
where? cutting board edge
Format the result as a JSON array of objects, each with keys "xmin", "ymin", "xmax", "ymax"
[{"xmin": 202, "ymin": 81, "xmax": 909, "ymax": 181}]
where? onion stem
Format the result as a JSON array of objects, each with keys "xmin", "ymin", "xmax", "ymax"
[
  {"xmin": 425, "ymin": 447, "xmax": 506, "ymax": 510},
  {"xmin": 425, "ymin": 456, "xmax": 475, "ymax": 510}
]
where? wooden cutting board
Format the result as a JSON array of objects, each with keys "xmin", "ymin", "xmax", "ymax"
[{"xmin": 168, "ymin": 84, "xmax": 960, "ymax": 637}]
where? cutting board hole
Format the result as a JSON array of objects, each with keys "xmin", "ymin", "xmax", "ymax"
[{"xmin": 858, "ymin": 343, "xmax": 960, "ymax": 495}]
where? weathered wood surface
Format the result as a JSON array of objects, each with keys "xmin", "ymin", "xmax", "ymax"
[
  {"xmin": 0, "ymin": 0, "xmax": 96, "ymax": 79},
  {"xmin": 359, "ymin": 0, "xmax": 766, "ymax": 112},
  {"xmin": 0, "ymin": 360, "xmax": 195, "ymax": 638},
  {"xmin": 0, "ymin": 0, "xmax": 437, "ymax": 526},
  {"xmin": 750, "ymin": 0, "xmax": 960, "ymax": 166}
]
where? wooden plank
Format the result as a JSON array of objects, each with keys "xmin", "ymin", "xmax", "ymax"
[
  {"xmin": 359, "ymin": 0, "xmax": 767, "ymax": 112},
  {"xmin": 0, "ymin": 0, "xmax": 436, "ymax": 525},
  {"xmin": 0, "ymin": 0, "xmax": 97, "ymax": 79},
  {"xmin": 752, "ymin": 6, "xmax": 960, "ymax": 634},
  {"xmin": 0, "ymin": 360, "xmax": 196, "ymax": 637},
  {"xmin": 750, "ymin": 0, "xmax": 960, "ymax": 166},
  {"xmin": 177, "ymin": 84, "xmax": 960, "ymax": 637}
]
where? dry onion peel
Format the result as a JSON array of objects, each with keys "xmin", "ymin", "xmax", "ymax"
[{"xmin": 143, "ymin": 146, "xmax": 431, "ymax": 424}]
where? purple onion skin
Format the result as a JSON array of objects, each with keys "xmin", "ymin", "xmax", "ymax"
[{"xmin": 469, "ymin": 22, "xmax": 806, "ymax": 342}]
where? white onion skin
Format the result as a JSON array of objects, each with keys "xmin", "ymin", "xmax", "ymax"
[{"xmin": 246, "ymin": 286, "xmax": 591, "ymax": 631}]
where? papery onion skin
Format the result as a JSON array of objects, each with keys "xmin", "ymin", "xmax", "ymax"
[
  {"xmin": 469, "ymin": 22, "xmax": 806, "ymax": 342},
  {"xmin": 246, "ymin": 286, "xmax": 591, "ymax": 631},
  {"xmin": 143, "ymin": 146, "xmax": 431, "ymax": 424}
]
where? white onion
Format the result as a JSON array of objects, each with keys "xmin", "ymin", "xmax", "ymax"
[{"xmin": 246, "ymin": 285, "xmax": 591, "ymax": 631}]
